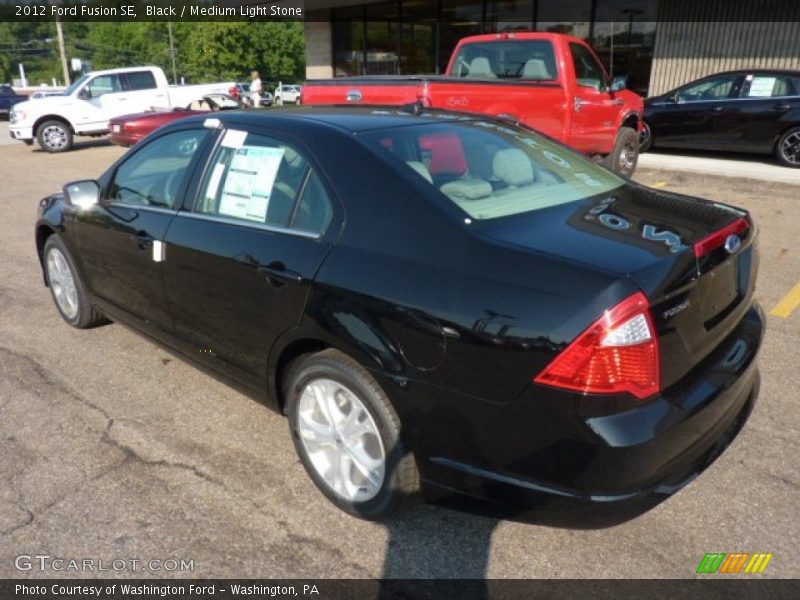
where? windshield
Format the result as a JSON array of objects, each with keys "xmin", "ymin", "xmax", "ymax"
[
  {"xmin": 63, "ymin": 74, "xmax": 91, "ymax": 96},
  {"xmin": 451, "ymin": 41, "xmax": 558, "ymax": 80},
  {"xmin": 360, "ymin": 117, "xmax": 624, "ymax": 221}
]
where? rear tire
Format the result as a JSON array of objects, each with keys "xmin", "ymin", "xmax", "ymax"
[
  {"xmin": 774, "ymin": 126, "xmax": 800, "ymax": 168},
  {"xmin": 284, "ymin": 349, "xmax": 418, "ymax": 520},
  {"xmin": 37, "ymin": 119, "xmax": 73, "ymax": 153},
  {"xmin": 606, "ymin": 126, "xmax": 639, "ymax": 177},
  {"xmin": 43, "ymin": 235, "xmax": 106, "ymax": 328}
]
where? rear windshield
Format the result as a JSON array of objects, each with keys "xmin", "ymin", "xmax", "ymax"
[
  {"xmin": 360, "ymin": 118, "xmax": 624, "ymax": 221},
  {"xmin": 451, "ymin": 41, "xmax": 558, "ymax": 81}
]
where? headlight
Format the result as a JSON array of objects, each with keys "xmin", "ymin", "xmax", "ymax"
[{"xmin": 10, "ymin": 107, "xmax": 24, "ymax": 124}]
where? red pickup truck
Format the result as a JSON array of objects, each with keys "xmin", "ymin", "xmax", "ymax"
[{"xmin": 302, "ymin": 32, "xmax": 644, "ymax": 175}]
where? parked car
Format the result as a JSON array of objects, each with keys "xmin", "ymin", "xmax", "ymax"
[
  {"xmin": 108, "ymin": 94, "xmax": 243, "ymax": 146},
  {"xmin": 9, "ymin": 66, "xmax": 234, "ymax": 152},
  {"xmin": 35, "ymin": 108, "xmax": 762, "ymax": 524},
  {"xmin": 274, "ymin": 84, "xmax": 302, "ymax": 104},
  {"xmin": 641, "ymin": 70, "xmax": 800, "ymax": 167},
  {"xmin": 303, "ymin": 32, "xmax": 643, "ymax": 175},
  {"xmin": 0, "ymin": 84, "xmax": 27, "ymax": 119}
]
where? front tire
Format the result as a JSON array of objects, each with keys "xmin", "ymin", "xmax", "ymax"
[
  {"xmin": 37, "ymin": 119, "xmax": 73, "ymax": 153},
  {"xmin": 284, "ymin": 349, "xmax": 418, "ymax": 520},
  {"xmin": 775, "ymin": 126, "xmax": 800, "ymax": 168},
  {"xmin": 606, "ymin": 126, "xmax": 639, "ymax": 177},
  {"xmin": 43, "ymin": 235, "xmax": 105, "ymax": 328}
]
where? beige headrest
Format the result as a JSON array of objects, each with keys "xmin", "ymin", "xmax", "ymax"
[
  {"xmin": 440, "ymin": 178, "xmax": 492, "ymax": 201},
  {"xmin": 493, "ymin": 148, "xmax": 534, "ymax": 186}
]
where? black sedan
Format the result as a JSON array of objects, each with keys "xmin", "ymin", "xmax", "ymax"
[
  {"xmin": 35, "ymin": 108, "xmax": 763, "ymax": 524},
  {"xmin": 641, "ymin": 69, "xmax": 800, "ymax": 167}
]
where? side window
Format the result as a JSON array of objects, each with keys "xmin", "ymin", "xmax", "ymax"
[
  {"xmin": 742, "ymin": 75, "xmax": 798, "ymax": 98},
  {"xmin": 108, "ymin": 129, "xmax": 206, "ymax": 209},
  {"xmin": 88, "ymin": 74, "xmax": 121, "ymax": 98},
  {"xmin": 195, "ymin": 131, "xmax": 333, "ymax": 235},
  {"xmin": 125, "ymin": 71, "xmax": 157, "ymax": 91},
  {"xmin": 677, "ymin": 75, "xmax": 739, "ymax": 102},
  {"xmin": 293, "ymin": 171, "xmax": 333, "ymax": 234},
  {"xmin": 570, "ymin": 43, "xmax": 606, "ymax": 91}
]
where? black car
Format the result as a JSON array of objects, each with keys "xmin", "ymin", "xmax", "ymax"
[
  {"xmin": 0, "ymin": 84, "xmax": 26, "ymax": 118},
  {"xmin": 35, "ymin": 108, "xmax": 763, "ymax": 524},
  {"xmin": 641, "ymin": 70, "xmax": 800, "ymax": 167}
]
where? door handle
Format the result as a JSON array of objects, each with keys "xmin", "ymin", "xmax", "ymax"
[
  {"xmin": 574, "ymin": 97, "xmax": 584, "ymax": 112},
  {"xmin": 774, "ymin": 103, "xmax": 791, "ymax": 111},
  {"xmin": 710, "ymin": 106, "xmax": 725, "ymax": 112},
  {"xmin": 257, "ymin": 262, "xmax": 303, "ymax": 285}
]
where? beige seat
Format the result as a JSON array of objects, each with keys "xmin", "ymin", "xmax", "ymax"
[
  {"xmin": 522, "ymin": 59, "xmax": 552, "ymax": 80},
  {"xmin": 468, "ymin": 57, "xmax": 496, "ymax": 79},
  {"xmin": 492, "ymin": 148, "xmax": 534, "ymax": 187},
  {"xmin": 440, "ymin": 178, "xmax": 492, "ymax": 201}
]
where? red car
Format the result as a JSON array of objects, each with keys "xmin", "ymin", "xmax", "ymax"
[
  {"xmin": 303, "ymin": 32, "xmax": 644, "ymax": 175},
  {"xmin": 108, "ymin": 94, "xmax": 242, "ymax": 146}
]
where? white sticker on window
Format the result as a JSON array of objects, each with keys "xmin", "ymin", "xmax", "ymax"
[
  {"xmin": 748, "ymin": 77, "xmax": 776, "ymax": 97},
  {"xmin": 218, "ymin": 146, "xmax": 285, "ymax": 222},
  {"xmin": 221, "ymin": 129, "xmax": 248, "ymax": 149}
]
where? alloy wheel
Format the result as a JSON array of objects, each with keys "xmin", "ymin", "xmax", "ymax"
[
  {"xmin": 296, "ymin": 378, "xmax": 386, "ymax": 502},
  {"xmin": 780, "ymin": 130, "xmax": 800, "ymax": 165},
  {"xmin": 42, "ymin": 125, "xmax": 68, "ymax": 150},
  {"xmin": 46, "ymin": 247, "xmax": 79, "ymax": 319}
]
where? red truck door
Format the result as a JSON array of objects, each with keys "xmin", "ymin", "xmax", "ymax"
[{"xmin": 567, "ymin": 41, "xmax": 621, "ymax": 154}]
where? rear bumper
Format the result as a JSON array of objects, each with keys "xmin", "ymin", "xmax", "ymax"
[{"xmin": 410, "ymin": 303, "xmax": 764, "ymax": 527}]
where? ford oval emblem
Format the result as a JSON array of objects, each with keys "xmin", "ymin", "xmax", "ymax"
[{"xmin": 724, "ymin": 234, "xmax": 741, "ymax": 254}]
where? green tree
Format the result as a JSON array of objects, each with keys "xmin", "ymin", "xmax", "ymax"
[{"xmin": 178, "ymin": 22, "xmax": 305, "ymax": 84}]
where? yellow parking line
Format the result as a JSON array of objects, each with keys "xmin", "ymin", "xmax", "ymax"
[
  {"xmin": 651, "ymin": 181, "xmax": 668, "ymax": 188},
  {"xmin": 770, "ymin": 282, "xmax": 800, "ymax": 318}
]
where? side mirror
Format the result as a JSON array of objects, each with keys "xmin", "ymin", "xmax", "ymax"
[
  {"xmin": 610, "ymin": 75, "xmax": 628, "ymax": 92},
  {"xmin": 64, "ymin": 180, "xmax": 100, "ymax": 209},
  {"xmin": 78, "ymin": 87, "xmax": 91, "ymax": 101}
]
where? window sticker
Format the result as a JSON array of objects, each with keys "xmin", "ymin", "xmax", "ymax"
[
  {"xmin": 748, "ymin": 77, "xmax": 776, "ymax": 97},
  {"xmin": 221, "ymin": 129, "xmax": 248, "ymax": 149},
  {"xmin": 218, "ymin": 146, "xmax": 285, "ymax": 222}
]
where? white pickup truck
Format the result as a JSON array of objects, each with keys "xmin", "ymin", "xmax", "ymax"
[{"xmin": 9, "ymin": 66, "xmax": 233, "ymax": 152}]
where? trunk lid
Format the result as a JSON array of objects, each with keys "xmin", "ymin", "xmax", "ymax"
[{"xmin": 476, "ymin": 183, "xmax": 757, "ymax": 388}]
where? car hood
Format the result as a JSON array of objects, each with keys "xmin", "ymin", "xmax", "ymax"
[{"xmin": 473, "ymin": 182, "xmax": 748, "ymax": 299}]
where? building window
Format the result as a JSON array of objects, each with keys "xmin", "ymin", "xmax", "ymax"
[
  {"xmin": 537, "ymin": 0, "xmax": 593, "ymax": 40},
  {"xmin": 591, "ymin": 0, "xmax": 659, "ymax": 96},
  {"xmin": 333, "ymin": 6, "xmax": 366, "ymax": 76}
]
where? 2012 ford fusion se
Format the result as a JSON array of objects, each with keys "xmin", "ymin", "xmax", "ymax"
[{"xmin": 35, "ymin": 108, "xmax": 763, "ymax": 525}]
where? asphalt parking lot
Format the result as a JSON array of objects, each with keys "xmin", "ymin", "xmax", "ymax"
[{"xmin": 0, "ymin": 122, "xmax": 798, "ymax": 579}]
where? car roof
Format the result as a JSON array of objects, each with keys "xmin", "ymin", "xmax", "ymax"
[{"xmin": 177, "ymin": 106, "xmax": 485, "ymax": 134}]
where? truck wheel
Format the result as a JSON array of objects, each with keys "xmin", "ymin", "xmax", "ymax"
[
  {"xmin": 37, "ymin": 120, "xmax": 73, "ymax": 153},
  {"xmin": 606, "ymin": 127, "xmax": 639, "ymax": 177},
  {"xmin": 639, "ymin": 121, "xmax": 653, "ymax": 153},
  {"xmin": 774, "ymin": 126, "xmax": 800, "ymax": 168}
]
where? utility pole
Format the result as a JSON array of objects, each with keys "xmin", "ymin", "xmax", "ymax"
[
  {"xmin": 54, "ymin": 9, "xmax": 70, "ymax": 86},
  {"xmin": 167, "ymin": 22, "xmax": 178, "ymax": 85}
]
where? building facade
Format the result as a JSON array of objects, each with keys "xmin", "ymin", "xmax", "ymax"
[{"xmin": 305, "ymin": 0, "xmax": 800, "ymax": 96}]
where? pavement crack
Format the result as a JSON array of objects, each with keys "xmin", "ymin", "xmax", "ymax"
[
  {"xmin": 0, "ymin": 504, "xmax": 34, "ymax": 537},
  {"xmin": 103, "ymin": 418, "xmax": 223, "ymax": 487}
]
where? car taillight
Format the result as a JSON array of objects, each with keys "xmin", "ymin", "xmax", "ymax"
[
  {"xmin": 534, "ymin": 292, "xmax": 660, "ymax": 400},
  {"xmin": 693, "ymin": 217, "xmax": 749, "ymax": 258}
]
